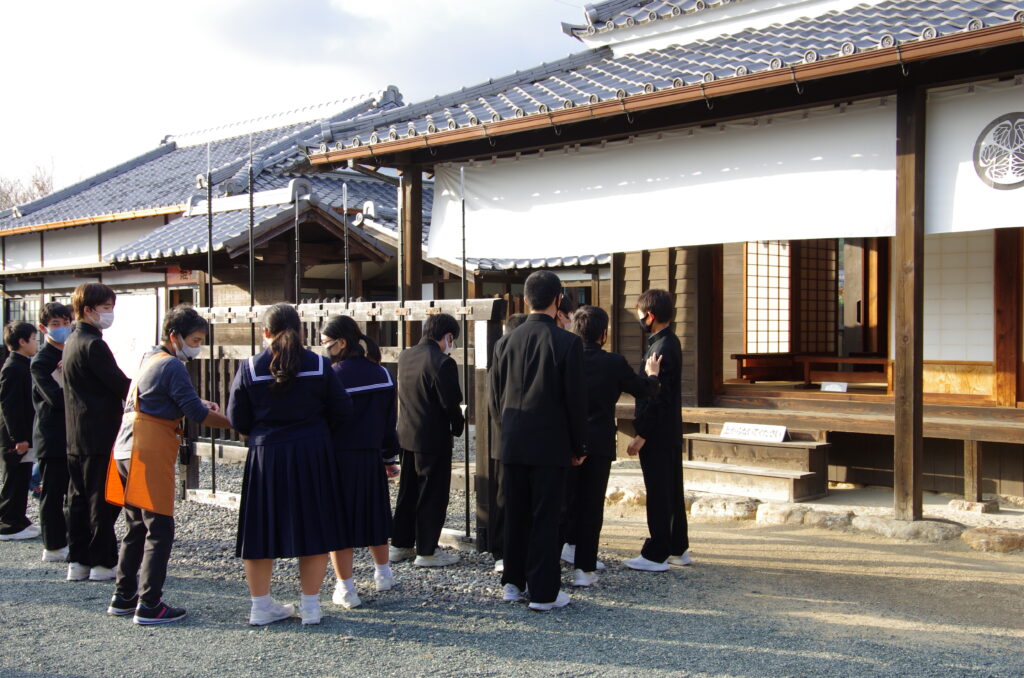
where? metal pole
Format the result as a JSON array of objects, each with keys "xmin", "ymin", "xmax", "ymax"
[
  {"xmin": 397, "ymin": 175, "xmax": 405, "ymax": 349},
  {"xmin": 294, "ymin": 189, "xmax": 301, "ymax": 304},
  {"xmin": 460, "ymin": 166, "xmax": 470, "ymax": 540},
  {"xmin": 343, "ymin": 182, "xmax": 350, "ymax": 303},
  {"xmin": 206, "ymin": 143, "xmax": 217, "ymax": 495},
  {"xmin": 248, "ymin": 134, "xmax": 256, "ymax": 354}
]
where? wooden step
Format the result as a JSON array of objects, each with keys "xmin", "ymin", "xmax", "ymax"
[
  {"xmin": 683, "ymin": 460, "xmax": 825, "ymax": 503},
  {"xmin": 685, "ymin": 433, "xmax": 829, "ymax": 475}
]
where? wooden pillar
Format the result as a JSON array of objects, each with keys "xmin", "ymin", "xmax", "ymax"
[
  {"xmin": 963, "ymin": 440, "xmax": 983, "ymax": 502},
  {"xmin": 609, "ymin": 252, "xmax": 625, "ymax": 353},
  {"xmin": 994, "ymin": 228, "xmax": 1021, "ymax": 407},
  {"xmin": 893, "ymin": 85, "xmax": 926, "ymax": 521},
  {"xmin": 473, "ymin": 302, "xmax": 506, "ymax": 553},
  {"xmin": 695, "ymin": 245, "xmax": 718, "ymax": 406},
  {"xmin": 348, "ymin": 262, "xmax": 364, "ymax": 300},
  {"xmin": 400, "ymin": 168, "xmax": 423, "ymax": 344}
]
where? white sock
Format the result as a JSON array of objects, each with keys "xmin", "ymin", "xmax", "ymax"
[
  {"xmin": 300, "ymin": 593, "xmax": 319, "ymax": 607},
  {"xmin": 374, "ymin": 564, "xmax": 393, "ymax": 579},
  {"xmin": 341, "ymin": 577, "xmax": 356, "ymax": 593},
  {"xmin": 251, "ymin": 594, "xmax": 272, "ymax": 610}
]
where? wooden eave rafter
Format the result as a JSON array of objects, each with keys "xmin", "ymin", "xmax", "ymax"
[
  {"xmin": 0, "ymin": 205, "xmax": 185, "ymax": 237},
  {"xmin": 307, "ymin": 23, "xmax": 1024, "ymax": 167}
]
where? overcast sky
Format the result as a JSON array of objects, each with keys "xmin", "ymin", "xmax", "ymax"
[{"xmin": 0, "ymin": 0, "xmax": 587, "ymax": 191}]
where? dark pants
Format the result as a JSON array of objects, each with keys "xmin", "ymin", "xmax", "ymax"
[
  {"xmin": 0, "ymin": 452, "xmax": 32, "ymax": 535},
  {"xmin": 639, "ymin": 445, "xmax": 688, "ymax": 562},
  {"xmin": 391, "ymin": 448, "xmax": 451, "ymax": 556},
  {"xmin": 114, "ymin": 459, "xmax": 174, "ymax": 607},
  {"xmin": 501, "ymin": 464, "xmax": 566, "ymax": 604},
  {"xmin": 564, "ymin": 456, "xmax": 613, "ymax": 573},
  {"xmin": 67, "ymin": 454, "xmax": 120, "ymax": 568},
  {"xmin": 38, "ymin": 457, "xmax": 69, "ymax": 550},
  {"xmin": 489, "ymin": 457, "xmax": 505, "ymax": 559}
]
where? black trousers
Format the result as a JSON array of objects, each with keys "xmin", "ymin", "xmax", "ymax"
[
  {"xmin": 67, "ymin": 454, "xmax": 120, "ymax": 568},
  {"xmin": 564, "ymin": 456, "xmax": 613, "ymax": 573},
  {"xmin": 0, "ymin": 452, "xmax": 31, "ymax": 535},
  {"xmin": 501, "ymin": 464, "xmax": 566, "ymax": 604},
  {"xmin": 391, "ymin": 449, "xmax": 451, "ymax": 556},
  {"xmin": 488, "ymin": 457, "xmax": 506, "ymax": 559},
  {"xmin": 114, "ymin": 459, "xmax": 174, "ymax": 607},
  {"xmin": 639, "ymin": 445, "xmax": 688, "ymax": 562},
  {"xmin": 38, "ymin": 457, "xmax": 69, "ymax": 550}
]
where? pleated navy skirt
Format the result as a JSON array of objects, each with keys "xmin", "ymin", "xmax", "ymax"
[
  {"xmin": 337, "ymin": 449, "xmax": 392, "ymax": 549},
  {"xmin": 236, "ymin": 432, "xmax": 347, "ymax": 559}
]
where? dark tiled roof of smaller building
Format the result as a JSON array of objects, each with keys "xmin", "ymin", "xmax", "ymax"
[
  {"xmin": 563, "ymin": 0, "xmax": 725, "ymax": 38},
  {"xmin": 466, "ymin": 253, "xmax": 611, "ymax": 271}
]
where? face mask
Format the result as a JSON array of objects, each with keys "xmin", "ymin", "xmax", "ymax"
[
  {"xmin": 444, "ymin": 335, "xmax": 454, "ymax": 356},
  {"xmin": 47, "ymin": 326, "xmax": 72, "ymax": 344},
  {"xmin": 322, "ymin": 340, "xmax": 341, "ymax": 362},
  {"xmin": 174, "ymin": 336, "xmax": 202, "ymax": 362},
  {"xmin": 638, "ymin": 314, "xmax": 652, "ymax": 334},
  {"xmin": 95, "ymin": 311, "xmax": 115, "ymax": 330}
]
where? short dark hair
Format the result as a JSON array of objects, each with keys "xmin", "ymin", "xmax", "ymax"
[
  {"xmin": 571, "ymin": 305, "xmax": 608, "ymax": 344},
  {"xmin": 39, "ymin": 302, "xmax": 72, "ymax": 326},
  {"xmin": 424, "ymin": 313, "xmax": 460, "ymax": 342},
  {"xmin": 162, "ymin": 304, "xmax": 209, "ymax": 341},
  {"xmin": 524, "ymin": 271, "xmax": 562, "ymax": 310},
  {"xmin": 72, "ymin": 283, "xmax": 116, "ymax": 318},
  {"xmin": 4, "ymin": 321, "xmax": 36, "ymax": 351},
  {"xmin": 637, "ymin": 288, "xmax": 674, "ymax": 323},
  {"xmin": 505, "ymin": 313, "xmax": 528, "ymax": 333},
  {"xmin": 557, "ymin": 293, "xmax": 576, "ymax": 316}
]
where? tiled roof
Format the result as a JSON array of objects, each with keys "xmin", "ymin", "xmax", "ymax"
[
  {"xmin": 307, "ymin": 0, "xmax": 1024, "ymax": 155},
  {"xmin": 467, "ymin": 253, "xmax": 611, "ymax": 272},
  {"xmin": 563, "ymin": 0, "xmax": 722, "ymax": 38},
  {"xmin": 0, "ymin": 88, "xmax": 404, "ymax": 233}
]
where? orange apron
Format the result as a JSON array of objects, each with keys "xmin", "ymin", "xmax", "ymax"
[{"xmin": 105, "ymin": 351, "xmax": 182, "ymax": 517}]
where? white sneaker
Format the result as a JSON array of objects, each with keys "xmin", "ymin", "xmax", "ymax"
[
  {"xmin": 668, "ymin": 552, "xmax": 693, "ymax": 566},
  {"xmin": 413, "ymin": 551, "xmax": 459, "ymax": 567},
  {"xmin": 572, "ymin": 569, "xmax": 599, "ymax": 587},
  {"xmin": 299, "ymin": 599, "xmax": 322, "ymax": 625},
  {"xmin": 493, "ymin": 558, "xmax": 504, "ymax": 573},
  {"xmin": 502, "ymin": 583, "xmax": 524, "ymax": 602},
  {"xmin": 624, "ymin": 555, "xmax": 670, "ymax": 572},
  {"xmin": 0, "ymin": 525, "xmax": 40, "ymax": 541},
  {"xmin": 529, "ymin": 590, "xmax": 571, "ymax": 611},
  {"xmin": 596, "ymin": 560, "xmax": 606, "ymax": 571},
  {"xmin": 374, "ymin": 573, "xmax": 395, "ymax": 592},
  {"xmin": 388, "ymin": 545, "xmax": 416, "ymax": 562},
  {"xmin": 332, "ymin": 582, "xmax": 362, "ymax": 609},
  {"xmin": 249, "ymin": 599, "xmax": 295, "ymax": 626},
  {"xmin": 66, "ymin": 562, "xmax": 89, "ymax": 581},
  {"xmin": 560, "ymin": 543, "xmax": 576, "ymax": 564},
  {"xmin": 89, "ymin": 566, "xmax": 115, "ymax": 581},
  {"xmin": 42, "ymin": 546, "xmax": 68, "ymax": 562}
]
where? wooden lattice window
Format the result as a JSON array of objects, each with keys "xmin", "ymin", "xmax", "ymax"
[
  {"xmin": 745, "ymin": 241, "xmax": 790, "ymax": 353},
  {"xmin": 795, "ymin": 239, "xmax": 838, "ymax": 354}
]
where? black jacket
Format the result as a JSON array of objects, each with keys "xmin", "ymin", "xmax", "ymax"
[
  {"xmin": 582, "ymin": 342, "xmax": 659, "ymax": 460},
  {"xmin": 63, "ymin": 322, "xmax": 131, "ymax": 457},
  {"xmin": 489, "ymin": 313, "xmax": 586, "ymax": 467},
  {"xmin": 0, "ymin": 353, "xmax": 34, "ymax": 455},
  {"xmin": 396, "ymin": 337, "xmax": 465, "ymax": 454},
  {"xmin": 633, "ymin": 327, "xmax": 682, "ymax": 451},
  {"xmin": 30, "ymin": 341, "xmax": 66, "ymax": 459}
]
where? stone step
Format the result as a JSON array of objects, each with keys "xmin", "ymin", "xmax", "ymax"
[{"xmin": 682, "ymin": 460, "xmax": 825, "ymax": 503}]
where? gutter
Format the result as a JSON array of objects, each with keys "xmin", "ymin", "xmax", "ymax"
[
  {"xmin": 0, "ymin": 205, "xmax": 185, "ymax": 238},
  {"xmin": 307, "ymin": 22, "xmax": 1024, "ymax": 166}
]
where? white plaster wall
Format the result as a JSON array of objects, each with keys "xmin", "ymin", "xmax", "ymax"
[
  {"xmin": 3, "ymin": 233, "xmax": 42, "ymax": 271},
  {"xmin": 923, "ymin": 230, "xmax": 993, "ymax": 361},
  {"xmin": 101, "ymin": 270, "xmax": 164, "ymax": 286},
  {"xmin": 43, "ymin": 225, "xmax": 100, "ymax": 269},
  {"xmin": 100, "ymin": 216, "xmax": 172, "ymax": 256}
]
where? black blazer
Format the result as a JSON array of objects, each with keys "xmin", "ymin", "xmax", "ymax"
[
  {"xmin": 396, "ymin": 337, "xmax": 465, "ymax": 454},
  {"xmin": 63, "ymin": 322, "xmax": 131, "ymax": 457},
  {"xmin": 582, "ymin": 342, "xmax": 659, "ymax": 460},
  {"xmin": 489, "ymin": 313, "xmax": 586, "ymax": 467},
  {"xmin": 0, "ymin": 353, "xmax": 34, "ymax": 456},
  {"xmin": 633, "ymin": 327, "xmax": 682, "ymax": 452},
  {"xmin": 31, "ymin": 341, "xmax": 66, "ymax": 459}
]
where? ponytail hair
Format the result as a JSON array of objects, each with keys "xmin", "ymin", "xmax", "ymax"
[
  {"xmin": 322, "ymin": 314, "xmax": 382, "ymax": 365},
  {"xmin": 262, "ymin": 303, "xmax": 303, "ymax": 392}
]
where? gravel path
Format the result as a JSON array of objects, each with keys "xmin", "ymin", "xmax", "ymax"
[{"xmin": 3, "ymin": 473, "xmax": 1023, "ymax": 677}]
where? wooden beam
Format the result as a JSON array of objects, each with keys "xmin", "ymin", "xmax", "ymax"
[
  {"xmin": 400, "ymin": 168, "xmax": 423, "ymax": 344},
  {"xmin": 609, "ymin": 252, "xmax": 624, "ymax": 353},
  {"xmin": 892, "ymin": 85, "xmax": 926, "ymax": 522},
  {"xmin": 994, "ymin": 228, "xmax": 1022, "ymax": 407},
  {"xmin": 696, "ymin": 245, "xmax": 717, "ymax": 406},
  {"xmin": 963, "ymin": 440, "xmax": 983, "ymax": 502}
]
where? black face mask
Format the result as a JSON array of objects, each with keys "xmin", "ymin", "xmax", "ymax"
[{"xmin": 638, "ymin": 314, "xmax": 653, "ymax": 334}]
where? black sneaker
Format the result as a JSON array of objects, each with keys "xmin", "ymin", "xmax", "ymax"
[
  {"xmin": 107, "ymin": 593, "xmax": 139, "ymax": 617},
  {"xmin": 132, "ymin": 600, "xmax": 186, "ymax": 626}
]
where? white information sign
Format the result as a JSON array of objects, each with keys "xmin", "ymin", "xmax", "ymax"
[
  {"xmin": 720, "ymin": 422, "xmax": 787, "ymax": 443},
  {"xmin": 821, "ymin": 381, "xmax": 849, "ymax": 393}
]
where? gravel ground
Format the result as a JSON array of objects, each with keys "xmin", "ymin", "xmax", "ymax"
[{"xmin": 4, "ymin": 463, "xmax": 1024, "ymax": 677}]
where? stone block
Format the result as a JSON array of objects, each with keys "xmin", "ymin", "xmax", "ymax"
[
  {"xmin": 690, "ymin": 495, "xmax": 759, "ymax": 521},
  {"xmin": 947, "ymin": 499, "xmax": 1000, "ymax": 514},
  {"xmin": 802, "ymin": 510, "xmax": 853, "ymax": 529},
  {"xmin": 961, "ymin": 527, "xmax": 1024, "ymax": 553},
  {"xmin": 755, "ymin": 503, "xmax": 808, "ymax": 525},
  {"xmin": 605, "ymin": 486, "xmax": 625, "ymax": 504},
  {"xmin": 851, "ymin": 516, "xmax": 964, "ymax": 542}
]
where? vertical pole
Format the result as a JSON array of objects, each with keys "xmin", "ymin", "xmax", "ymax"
[
  {"xmin": 397, "ymin": 176, "xmax": 405, "ymax": 349},
  {"xmin": 248, "ymin": 134, "xmax": 256, "ymax": 354},
  {"xmin": 206, "ymin": 143, "xmax": 217, "ymax": 494},
  {"xmin": 343, "ymin": 182, "xmax": 350, "ymax": 303},
  {"xmin": 963, "ymin": 440, "xmax": 983, "ymax": 502},
  {"xmin": 460, "ymin": 166, "xmax": 471, "ymax": 540},
  {"xmin": 893, "ymin": 86, "xmax": 925, "ymax": 521},
  {"xmin": 400, "ymin": 169, "xmax": 423, "ymax": 345},
  {"xmin": 294, "ymin": 190, "xmax": 301, "ymax": 304}
]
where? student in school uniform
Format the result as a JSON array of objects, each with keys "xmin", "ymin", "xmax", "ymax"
[
  {"xmin": 0, "ymin": 322, "xmax": 40, "ymax": 542},
  {"xmin": 228, "ymin": 304, "xmax": 352, "ymax": 626},
  {"xmin": 561, "ymin": 305, "xmax": 661, "ymax": 587},
  {"xmin": 63, "ymin": 283, "xmax": 132, "ymax": 582},
  {"xmin": 625, "ymin": 289, "xmax": 691, "ymax": 572},
  {"xmin": 490, "ymin": 271, "xmax": 587, "ymax": 611},
  {"xmin": 321, "ymin": 315, "xmax": 401, "ymax": 609},
  {"xmin": 31, "ymin": 302, "xmax": 74, "ymax": 562},
  {"xmin": 104, "ymin": 305, "xmax": 232, "ymax": 625},
  {"xmin": 390, "ymin": 313, "xmax": 465, "ymax": 568}
]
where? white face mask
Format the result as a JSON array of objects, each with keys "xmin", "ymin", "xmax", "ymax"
[
  {"xmin": 174, "ymin": 336, "xmax": 202, "ymax": 362},
  {"xmin": 443, "ymin": 335, "xmax": 454, "ymax": 356},
  {"xmin": 95, "ymin": 311, "xmax": 115, "ymax": 330}
]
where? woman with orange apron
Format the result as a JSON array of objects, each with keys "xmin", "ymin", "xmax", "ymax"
[{"xmin": 104, "ymin": 305, "xmax": 231, "ymax": 625}]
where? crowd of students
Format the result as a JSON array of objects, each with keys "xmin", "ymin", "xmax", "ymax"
[{"xmin": 0, "ymin": 271, "xmax": 690, "ymax": 625}]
